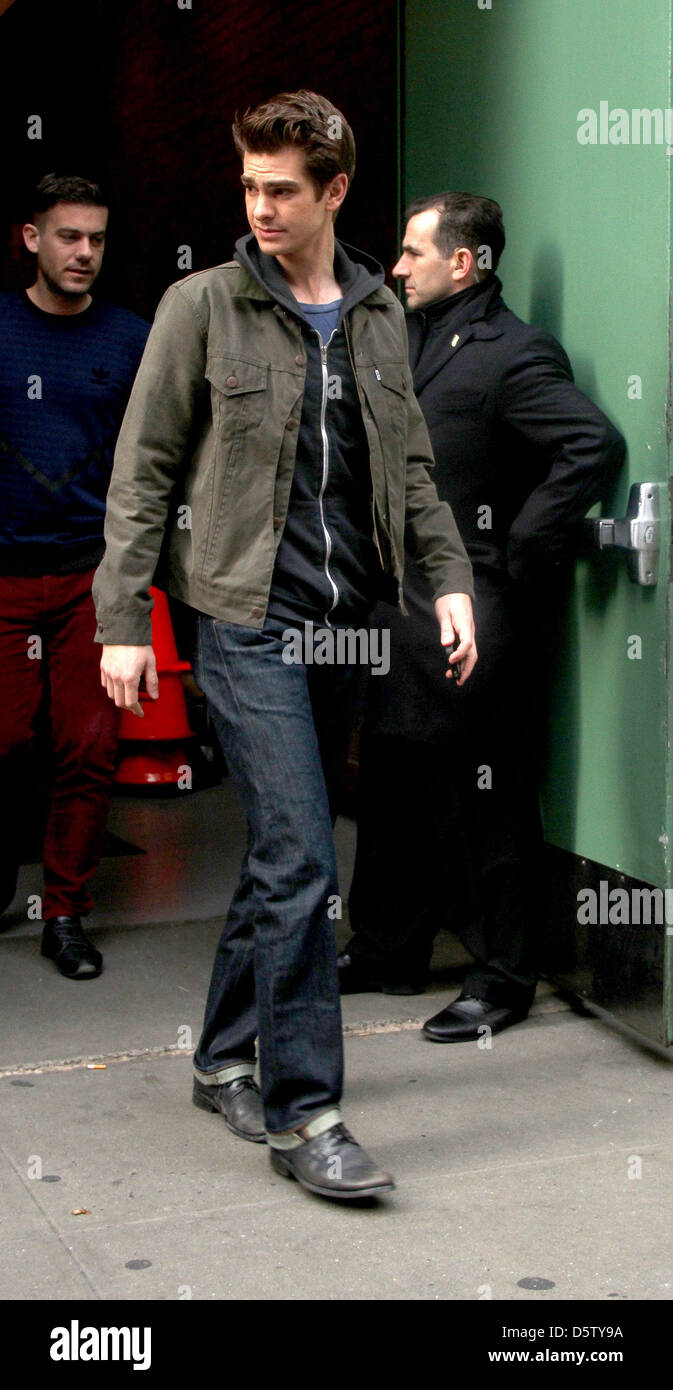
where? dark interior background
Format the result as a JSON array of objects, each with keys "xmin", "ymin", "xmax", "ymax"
[{"xmin": 1, "ymin": 0, "xmax": 400, "ymax": 321}]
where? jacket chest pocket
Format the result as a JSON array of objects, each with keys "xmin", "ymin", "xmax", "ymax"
[
  {"xmin": 362, "ymin": 363, "xmax": 408, "ymax": 442},
  {"xmin": 206, "ymin": 356, "xmax": 269, "ymax": 445}
]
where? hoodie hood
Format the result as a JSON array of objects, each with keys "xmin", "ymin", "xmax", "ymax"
[{"xmin": 234, "ymin": 231, "xmax": 386, "ymax": 323}]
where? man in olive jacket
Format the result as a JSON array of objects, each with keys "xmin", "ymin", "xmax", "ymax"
[{"xmin": 93, "ymin": 93, "xmax": 476, "ymax": 1203}]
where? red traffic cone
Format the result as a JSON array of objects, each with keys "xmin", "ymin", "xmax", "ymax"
[{"xmin": 114, "ymin": 587, "xmax": 195, "ymax": 786}]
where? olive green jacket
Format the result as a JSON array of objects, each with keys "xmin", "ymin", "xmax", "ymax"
[{"xmin": 92, "ymin": 260, "xmax": 473, "ymax": 644}]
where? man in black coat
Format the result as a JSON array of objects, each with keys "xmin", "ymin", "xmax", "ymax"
[{"xmin": 339, "ymin": 192, "xmax": 625, "ymax": 1040}]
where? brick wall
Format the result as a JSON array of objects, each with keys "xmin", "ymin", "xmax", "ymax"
[{"xmin": 2, "ymin": 0, "xmax": 399, "ymax": 319}]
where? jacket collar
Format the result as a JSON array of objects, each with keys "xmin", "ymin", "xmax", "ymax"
[{"xmin": 407, "ymin": 275, "xmax": 505, "ymax": 394}]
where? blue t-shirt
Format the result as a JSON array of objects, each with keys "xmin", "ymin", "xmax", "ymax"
[
  {"xmin": 296, "ymin": 298, "xmax": 342, "ymax": 346},
  {"xmin": 0, "ymin": 291, "xmax": 149, "ymax": 574}
]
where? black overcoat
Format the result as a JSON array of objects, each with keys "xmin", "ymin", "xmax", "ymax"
[{"xmin": 364, "ymin": 275, "xmax": 626, "ymax": 741}]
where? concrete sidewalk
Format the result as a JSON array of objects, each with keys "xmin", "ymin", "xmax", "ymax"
[
  {"xmin": 1, "ymin": 784, "xmax": 672, "ymax": 1302},
  {"xmin": 1, "ymin": 924, "xmax": 672, "ymax": 1301}
]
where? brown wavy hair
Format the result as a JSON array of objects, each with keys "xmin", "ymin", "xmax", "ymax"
[{"xmin": 232, "ymin": 89, "xmax": 356, "ymax": 197}]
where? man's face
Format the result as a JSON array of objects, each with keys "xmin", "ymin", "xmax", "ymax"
[
  {"xmin": 241, "ymin": 147, "xmax": 344, "ymax": 259},
  {"xmin": 393, "ymin": 209, "xmax": 465, "ymax": 310},
  {"xmin": 23, "ymin": 202, "xmax": 108, "ymax": 298}
]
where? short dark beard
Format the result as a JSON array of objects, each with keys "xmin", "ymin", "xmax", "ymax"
[{"xmin": 40, "ymin": 265, "xmax": 94, "ymax": 300}]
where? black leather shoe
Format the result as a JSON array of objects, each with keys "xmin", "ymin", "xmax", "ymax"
[
  {"xmin": 41, "ymin": 917, "xmax": 102, "ymax": 979},
  {"xmin": 337, "ymin": 952, "xmax": 425, "ymax": 996},
  {"xmin": 192, "ymin": 1075, "xmax": 266, "ymax": 1142},
  {"xmin": 422, "ymin": 993, "xmax": 528, "ymax": 1042},
  {"xmin": 269, "ymin": 1122, "xmax": 395, "ymax": 1201}
]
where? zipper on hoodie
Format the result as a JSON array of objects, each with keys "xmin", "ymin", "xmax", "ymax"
[{"xmin": 316, "ymin": 328, "xmax": 340, "ymax": 626}]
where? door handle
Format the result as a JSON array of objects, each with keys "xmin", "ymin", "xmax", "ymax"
[{"xmin": 584, "ymin": 482, "xmax": 661, "ymax": 587}]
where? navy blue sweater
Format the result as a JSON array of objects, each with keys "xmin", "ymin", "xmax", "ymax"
[{"xmin": 0, "ymin": 291, "xmax": 149, "ymax": 574}]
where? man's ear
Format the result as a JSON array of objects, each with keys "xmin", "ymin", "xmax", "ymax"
[
  {"xmin": 452, "ymin": 246, "xmax": 477, "ymax": 283},
  {"xmin": 22, "ymin": 222, "xmax": 40, "ymax": 253},
  {"xmin": 325, "ymin": 172, "xmax": 349, "ymax": 214}
]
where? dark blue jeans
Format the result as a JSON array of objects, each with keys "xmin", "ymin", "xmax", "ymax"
[{"xmin": 191, "ymin": 615, "xmax": 361, "ymax": 1134}]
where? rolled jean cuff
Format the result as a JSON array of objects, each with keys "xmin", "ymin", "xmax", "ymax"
[
  {"xmin": 266, "ymin": 1106, "xmax": 342, "ymax": 1150},
  {"xmin": 193, "ymin": 1061, "xmax": 256, "ymax": 1085}
]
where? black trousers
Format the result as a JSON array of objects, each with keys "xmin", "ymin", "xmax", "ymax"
[{"xmin": 347, "ymin": 721, "xmax": 544, "ymax": 1010}]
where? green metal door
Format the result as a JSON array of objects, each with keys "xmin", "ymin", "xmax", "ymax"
[{"xmin": 403, "ymin": 0, "xmax": 672, "ymax": 1042}]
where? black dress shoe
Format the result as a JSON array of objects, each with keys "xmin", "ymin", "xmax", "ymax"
[
  {"xmin": 41, "ymin": 917, "xmax": 103, "ymax": 979},
  {"xmin": 192, "ymin": 1075, "xmax": 266, "ymax": 1143},
  {"xmin": 269, "ymin": 1122, "xmax": 395, "ymax": 1201},
  {"xmin": 337, "ymin": 952, "xmax": 425, "ymax": 996},
  {"xmin": 422, "ymin": 993, "xmax": 528, "ymax": 1043}
]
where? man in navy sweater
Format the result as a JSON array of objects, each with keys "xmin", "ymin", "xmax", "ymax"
[{"xmin": 0, "ymin": 174, "xmax": 149, "ymax": 977}]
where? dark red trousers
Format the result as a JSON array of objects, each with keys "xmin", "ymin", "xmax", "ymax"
[{"xmin": 0, "ymin": 569, "xmax": 120, "ymax": 920}]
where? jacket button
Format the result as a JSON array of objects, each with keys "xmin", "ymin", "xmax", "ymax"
[
  {"xmin": 286, "ymin": 418, "xmax": 298, "ymax": 430},
  {"xmin": 250, "ymin": 606, "xmax": 263, "ymax": 619},
  {"xmin": 295, "ymin": 355, "xmax": 303, "ymax": 366},
  {"xmin": 225, "ymin": 375, "xmax": 238, "ymax": 388},
  {"xmin": 273, "ymin": 515, "xmax": 282, "ymax": 529}
]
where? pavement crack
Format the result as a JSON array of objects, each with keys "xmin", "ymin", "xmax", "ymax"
[
  {"xmin": 0, "ymin": 1044, "xmax": 196, "ymax": 1078},
  {"xmin": 0, "ymin": 1003, "xmax": 573, "ymax": 1077}
]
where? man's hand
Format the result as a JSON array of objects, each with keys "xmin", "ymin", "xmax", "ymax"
[
  {"xmin": 434, "ymin": 593, "xmax": 477, "ymax": 685},
  {"xmin": 100, "ymin": 645, "xmax": 159, "ymax": 716}
]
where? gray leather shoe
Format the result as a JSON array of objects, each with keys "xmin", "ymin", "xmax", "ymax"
[
  {"xmin": 269, "ymin": 1123, "xmax": 395, "ymax": 1200},
  {"xmin": 192, "ymin": 1075, "xmax": 266, "ymax": 1142}
]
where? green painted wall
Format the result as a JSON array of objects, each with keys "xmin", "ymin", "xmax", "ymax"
[{"xmin": 404, "ymin": 0, "xmax": 672, "ymax": 886}]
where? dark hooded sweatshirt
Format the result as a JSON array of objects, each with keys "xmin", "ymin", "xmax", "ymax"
[{"xmin": 233, "ymin": 233, "xmax": 387, "ymax": 627}]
